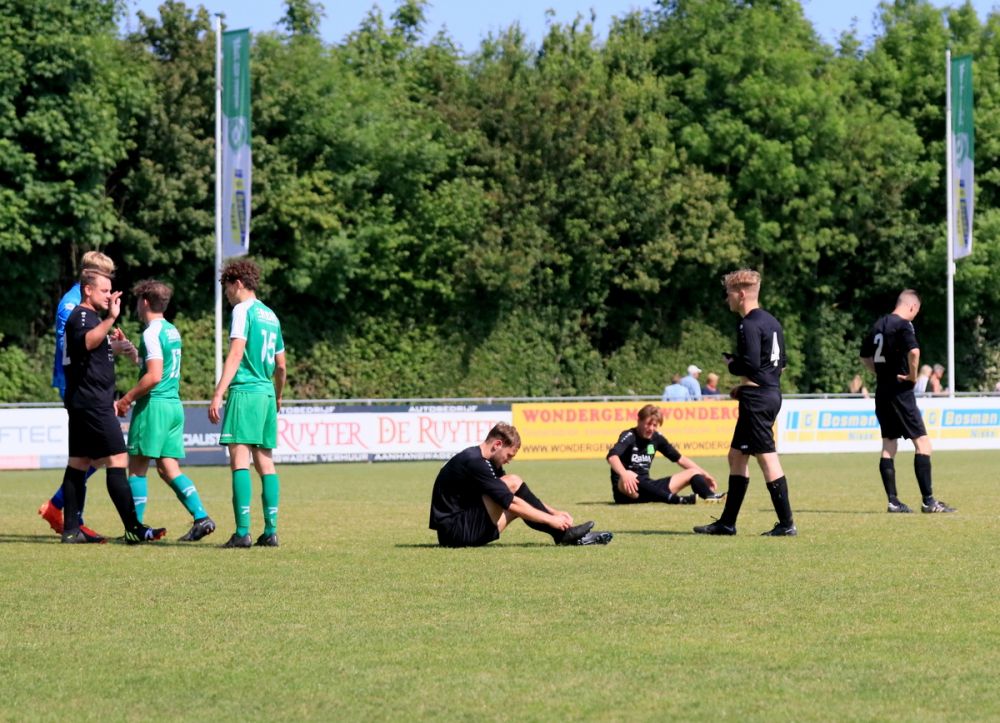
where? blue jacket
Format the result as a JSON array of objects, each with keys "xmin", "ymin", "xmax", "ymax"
[{"xmin": 52, "ymin": 283, "xmax": 81, "ymax": 397}]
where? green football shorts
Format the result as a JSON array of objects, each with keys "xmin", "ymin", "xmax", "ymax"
[
  {"xmin": 127, "ymin": 397, "xmax": 185, "ymax": 459},
  {"xmin": 220, "ymin": 388, "xmax": 278, "ymax": 449}
]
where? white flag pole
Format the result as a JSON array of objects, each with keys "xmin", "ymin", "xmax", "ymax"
[
  {"xmin": 214, "ymin": 14, "xmax": 224, "ymax": 384},
  {"xmin": 945, "ymin": 49, "xmax": 956, "ymax": 398}
]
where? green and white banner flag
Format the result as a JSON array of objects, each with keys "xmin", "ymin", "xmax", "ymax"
[
  {"xmin": 951, "ymin": 54, "xmax": 974, "ymax": 260},
  {"xmin": 222, "ymin": 29, "xmax": 251, "ymax": 258}
]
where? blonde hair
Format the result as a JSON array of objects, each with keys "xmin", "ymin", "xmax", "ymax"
[
  {"xmin": 80, "ymin": 251, "xmax": 116, "ymax": 277},
  {"xmin": 722, "ymin": 268, "xmax": 761, "ymax": 292}
]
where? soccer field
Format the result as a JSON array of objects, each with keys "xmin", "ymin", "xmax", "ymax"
[{"xmin": 2, "ymin": 451, "xmax": 998, "ymax": 720}]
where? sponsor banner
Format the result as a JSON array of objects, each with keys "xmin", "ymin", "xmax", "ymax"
[
  {"xmin": 512, "ymin": 401, "xmax": 738, "ymax": 460},
  {"xmin": 221, "ymin": 29, "xmax": 251, "ymax": 259},
  {"xmin": 272, "ymin": 404, "xmax": 511, "ymax": 463},
  {"xmin": 950, "ymin": 54, "xmax": 974, "ymax": 260},
  {"xmin": 3, "ymin": 398, "xmax": 995, "ymax": 469},
  {"xmin": 0, "ymin": 406, "xmax": 226, "ymax": 469},
  {"xmin": 182, "ymin": 407, "xmax": 228, "ymax": 466},
  {"xmin": 778, "ymin": 397, "xmax": 1000, "ymax": 453},
  {"xmin": 0, "ymin": 408, "xmax": 68, "ymax": 469}
]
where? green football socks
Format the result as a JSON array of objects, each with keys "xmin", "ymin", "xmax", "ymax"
[
  {"xmin": 128, "ymin": 475, "xmax": 148, "ymax": 524},
  {"xmin": 168, "ymin": 473, "xmax": 207, "ymax": 521},
  {"xmin": 232, "ymin": 468, "xmax": 252, "ymax": 536},
  {"xmin": 262, "ymin": 473, "xmax": 280, "ymax": 536}
]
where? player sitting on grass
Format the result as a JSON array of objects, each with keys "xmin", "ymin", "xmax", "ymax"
[
  {"xmin": 607, "ymin": 404, "xmax": 724, "ymax": 505},
  {"xmin": 430, "ymin": 423, "xmax": 613, "ymax": 547},
  {"xmin": 116, "ymin": 280, "xmax": 216, "ymax": 542}
]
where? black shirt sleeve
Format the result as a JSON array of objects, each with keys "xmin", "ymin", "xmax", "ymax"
[
  {"xmin": 607, "ymin": 430, "xmax": 635, "ymax": 461},
  {"xmin": 469, "ymin": 456, "xmax": 515, "ymax": 509},
  {"xmin": 653, "ymin": 433, "xmax": 681, "ymax": 463},
  {"xmin": 66, "ymin": 307, "xmax": 95, "ymax": 361}
]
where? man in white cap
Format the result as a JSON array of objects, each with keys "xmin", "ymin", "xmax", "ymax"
[{"xmin": 680, "ymin": 364, "xmax": 702, "ymax": 401}]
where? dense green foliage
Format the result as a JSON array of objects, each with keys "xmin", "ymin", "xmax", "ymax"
[{"xmin": 1, "ymin": 0, "xmax": 999, "ymax": 401}]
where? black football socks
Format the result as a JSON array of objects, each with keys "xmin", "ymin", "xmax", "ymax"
[
  {"xmin": 879, "ymin": 458, "xmax": 899, "ymax": 503},
  {"xmin": 689, "ymin": 474, "xmax": 713, "ymax": 499},
  {"xmin": 60, "ymin": 466, "xmax": 88, "ymax": 534},
  {"xmin": 914, "ymin": 454, "xmax": 934, "ymax": 503},
  {"xmin": 106, "ymin": 466, "xmax": 141, "ymax": 532},
  {"xmin": 719, "ymin": 475, "xmax": 750, "ymax": 527},
  {"xmin": 765, "ymin": 476, "xmax": 794, "ymax": 526},
  {"xmin": 515, "ymin": 483, "xmax": 561, "ymax": 541}
]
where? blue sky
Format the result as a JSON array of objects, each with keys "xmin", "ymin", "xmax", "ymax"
[{"xmin": 123, "ymin": 0, "xmax": 998, "ymax": 49}]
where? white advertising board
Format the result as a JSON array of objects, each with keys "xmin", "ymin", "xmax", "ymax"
[
  {"xmin": 272, "ymin": 405, "xmax": 513, "ymax": 463},
  {"xmin": 778, "ymin": 397, "xmax": 1000, "ymax": 453}
]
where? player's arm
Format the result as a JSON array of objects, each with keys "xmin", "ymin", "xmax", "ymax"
[
  {"xmin": 273, "ymin": 350, "xmax": 286, "ymax": 412},
  {"xmin": 727, "ymin": 321, "xmax": 761, "ymax": 380},
  {"xmin": 899, "ymin": 348, "xmax": 920, "ymax": 383},
  {"xmin": 208, "ymin": 337, "xmax": 246, "ymax": 424},
  {"xmin": 83, "ymin": 292, "xmax": 122, "ymax": 350},
  {"xmin": 607, "ymin": 454, "xmax": 639, "ymax": 497},
  {"xmin": 110, "ymin": 328, "xmax": 139, "ymax": 364},
  {"xmin": 116, "ymin": 358, "xmax": 162, "ymax": 417},
  {"xmin": 860, "ymin": 356, "xmax": 876, "ymax": 374},
  {"xmin": 507, "ymin": 496, "xmax": 572, "ymax": 531}
]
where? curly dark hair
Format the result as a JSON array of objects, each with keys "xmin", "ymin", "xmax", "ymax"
[{"xmin": 220, "ymin": 259, "xmax": 261, "ymax": 291}]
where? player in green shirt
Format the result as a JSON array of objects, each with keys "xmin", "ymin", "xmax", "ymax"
[
  {"xmin": 209, "ymin": 260, "xmax": 287, "ymax": 548},
  {"xmin": 117, "ymin": 280, "xmax": 215, "ymax": 541}
]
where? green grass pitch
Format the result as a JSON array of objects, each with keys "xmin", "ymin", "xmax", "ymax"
[{"xmin": 2, "ymin": 451, "xmax": 998, "ymax": 720}]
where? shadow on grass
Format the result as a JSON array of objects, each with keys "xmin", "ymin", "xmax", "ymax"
[
  {"xmin": 795, "ymin": 509, "xmax": 882, "ymax": 515},
  {"xmin": 0, "ymin": 533, "xmax": 60, "ymax": 544},
  {"xmin": 0, "ymin": 533, "xmax": 253, "ymax": 550},
  {"xmin": 615, "ymin": 529, "xmax": 696, "ymax": 536},
  {"xmin": 395, "ymin": 542, "xmax": 555, "ymax": 549}
]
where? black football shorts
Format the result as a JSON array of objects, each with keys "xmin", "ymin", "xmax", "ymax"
[
  {"xmin": 436, "ymin": 502, "xmax": 501, "ymax": 547},
  {"xmin": 730, "ymin": 386, "xmax": 781, "ymax": 455},
  {"xmin": 68, "ymin": 406, "xmax": 127, "ymax": 459},
  {"xmin": 875, "ymin": 389, "xmax": 927, "ymax": 440}
]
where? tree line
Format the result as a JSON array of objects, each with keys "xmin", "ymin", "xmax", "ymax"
[{"xmin": 2, "ymin": 0, "xmax": 999, "ymax": 403}]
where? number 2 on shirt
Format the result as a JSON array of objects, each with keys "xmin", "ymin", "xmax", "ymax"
[
  {"xmin": 770, "ymin": 332, "xmax": 780, "ymax": 364},
  {"xmin": 873, "ymin": 333, "xmax": 886, "ymax": 363}
]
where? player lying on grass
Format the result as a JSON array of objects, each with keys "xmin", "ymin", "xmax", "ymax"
[
  {"xmin": 607, "ymin": 403, "xmax": 724, "ymax": 505},
  {"xmin": 430, "ymin": 423, "xmax": 613, "ymax": 547}
]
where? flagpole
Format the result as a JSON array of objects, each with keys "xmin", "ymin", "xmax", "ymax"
[
  {"xmin": 945, "ymin": 49, "xmax": 956, "ymax": 398},
  {"xmin": 214, "ymin": 14, "xmax": 224, "ymax": 385}
]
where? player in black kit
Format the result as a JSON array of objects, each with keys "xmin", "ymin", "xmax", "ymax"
[
  {"xmin": 607, "ymin": 404, "xmax": 723, "ymax": 504},
  {"xmin": 860, "ymin": 290, "xmax": 955, "ymax": 514},
  {"xmin": 61, "ymin": 269, "xmax": 166, "ymax": 544},
  {"xmin": 430, "ymin": 423, "xmax": 612, "ymax": 547},
  {"xmin": 695, "ymin": 268, "xmax": 797, "ymax": 537}
]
